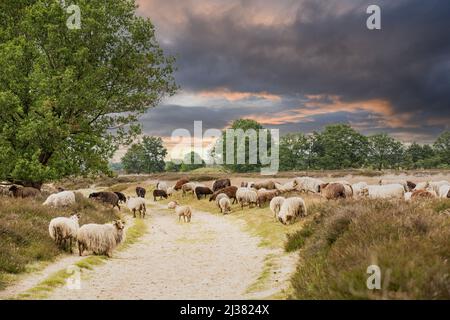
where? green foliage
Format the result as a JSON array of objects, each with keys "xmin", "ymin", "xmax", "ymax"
[
  {"xmin": 434, "ymin": 131, "xmax": 450, "ymax": 166},
  {"xmin": 122, "ymin": 136, "xmax": 167, "ymax": 174},
  {"xmin": 279, "ymin": 133, "xmax": 314, "ymax": 171},
  {"xmin": 0, "ymin": 0, "xmax": 176, "ymax": 185},
  {"xmin": 367, "ymin": 133, "xmax": 404, "ymax": 170},
  {"xmin": 165, "ymin": 161, "xmax": 181, "ymax": 172}
]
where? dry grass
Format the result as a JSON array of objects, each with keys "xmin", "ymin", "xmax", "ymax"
[
  {"xmin": 0, "ymin": 194, "xmax": 120, "ymax": 290},
  {"xmin": 286, "ymin": 198, "xmax": 450, "ymax": 300}
]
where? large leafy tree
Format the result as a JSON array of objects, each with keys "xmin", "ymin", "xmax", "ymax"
[
  {"xmin": 213, "ymin": 119, "xmax": 272, "ymax": 173},
  {"xmin": 122, "ymin": 136, "xmax": 167, "ymax": 174},
  {"xmin": 434, "ymin": 131, "xmax": 450, "ymax": 166},
  {"xmin": 0, "ymin": 0, "xmax": 176, "ymax": 187},
  {"xmin": 367, "ymin": 133, "xmax": 404, "ymax": 170},
  {"xmin": 313, "ymin": 124, "xmax": 368, "ymax": 169},
  {"xmin": 279, "ymin": 133, "xmax": 315, "ymax": 171}
]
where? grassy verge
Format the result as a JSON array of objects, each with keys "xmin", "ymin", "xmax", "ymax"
[
  {"xmin": 285, "ymin": 198, "xmax": 450, "ymax": 299},
  {"xmin": 0, "ymin": 193, "xmax": 120, "ymax": 290},
  {"xmin": 14, "ymin": 217, "xmax": 147, "ymax": 300}
]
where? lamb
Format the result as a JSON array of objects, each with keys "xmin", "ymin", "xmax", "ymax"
[
  {"xmin": 219, "ymin": 197, "xmax": 231, "ymax": 214},
  {"xmin": 167, "ymin": 201, "xmax": 179, "ymax": 209},
  {"xmin": 9, "ymin": 185, "xmax": 41, "ymax": 198},
  {"xmin": 270, "ymin": 196, "xmax": 285, "ymax": 219},
  {"xmin": 361, "ymin": 184, "xmax": 405, "ymax": 199},
  {"xmin": 166, "ymin": 187, "xmax": 175, "ymax": 196},
  {"xmin": 256, "ymin": 189, "xmax": 280, "ymax": 207},
  {"xmin": 252, "ymin": 180, "xmax": 277, "ymax": 190},
  {"xmin": 411, "ymin": 189, "xmax": 437, "ymax": 200},
  {"xmin": 114, "ymin": 192, "xmax": 127, "ymax": 204},
  {"xmin": 277, "ymin": 197, "xmax": 307, "ymax": 225},
  {"xmin": 194, "ymin": 186, "xmax": 213, "ymax": 200},
  {"xmin": 136, "ymin": 186, "xmax": 146, "ymax": 198},
  {"xmin": 153, "ymin": 189, "xmax": 168, "ymax": 201},
  {"xmin": 89, "ymin": 192, "xmax": 120, "ymax": 210},
  {"xmin": 292, "ymin": 177, "xmax": 324, "ymax": 193},
  {"xmin": 174, "ymin": 178, "xmax": 190, "ymax": 190},
  {"xmin": 212, "ymin": 179, "xmax": 231, "ymax": 192},
  {"xmin": 352, "ymin": 182, "xmax": 368, "ymax": 198},
  {"xmin": 215, "ymin": 193, "xmax": 230, "ymax": 207},
  {"xmin": 127, "ymin": 197, "xmax": 147, "ymax": 218},
  {"xmin": 48, "ymin": 214, "xmax": 80, "ymax": 253},
  {"xmin": 438, "ymin": 185, "xmax": 450, "ymax": 199},
  {"xmin": 176, "ymin": 205, "xmax": 192, "ymax": 223},
  {"xmin": 77, "ymin": 220, "xmax": 125, "ymax": 257},
  {"xmin": 182, "ymin": 182, "xmax": 200, "ymax": 196},
  {"xmin": 43, "ymin": 191, "xmax": 76, "ymax": 207},
  {"xmin": 236, "ymin": 187, "xmax": 257, "ymax": 209},
  {"xmin": 319, "ymin": 183, "xmax": 347, "ymax": 200},
  {"xmin": 210, "ymin": 186, "xmax": 238, "ymax": 204},
  {"xmin": 156, "ymin": 181, "xmax": 168, "ymax": 192}
]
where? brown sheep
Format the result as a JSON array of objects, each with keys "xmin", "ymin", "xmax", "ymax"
[
  {"xmin": 9, "ymin": 185, "xmax": 41, "ymax": 198},
  {"xmin": 212, "ymin": 179, "xmax": 231, "ymax": 192},
  {"xmin": 195, "ymin": 186, "xmax": 213, "ymax": 200},
  {"xmin": 89, "ymin": 192, "xmax": 120, "ymax": 210},
  {"xmin": 209, "ymin": 186, "xmax": 238, "ymax": 204},
  {"xmin": 319, "ymin": 183, "xmax": 346, "ymax": 200},
  {"xmin": 153, "ymin": 189, "xmax": 168, "ymax": 201},
  {"xmin": 411, "ymin": 189, "xmax": 436, "ymax": 200},
  {"xmin": 256, "ymin": 189, "xmax": 280, "ymax": 207},
  {"xmin": 136, "ymin": 187, "xmax": 146, "ymax": 198},
  {"xmin": 252, "ymin": 181, "xmax": 276, "ymax": 190},
  {"xmin": 174, "ymin": 178, "xmax": 190, "ymax": 191}
]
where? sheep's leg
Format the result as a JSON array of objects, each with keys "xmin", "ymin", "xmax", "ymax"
[{"xmin": 78, "ymin": 242, "xmax": 83, "ymax": 256}]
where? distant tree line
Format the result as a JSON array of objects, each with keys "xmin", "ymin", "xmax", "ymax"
[{"xmin": 118, "ymin": 121, "xmax": 450, "ymax": 174}]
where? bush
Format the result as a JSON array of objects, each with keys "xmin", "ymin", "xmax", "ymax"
[{"xmin": 288, "ymin": 199, "xmax": 450, "ymax": 299}]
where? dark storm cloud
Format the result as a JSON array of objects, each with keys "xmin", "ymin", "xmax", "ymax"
[{"xmin": 137, "ymin": 0, "xmax": 450, "ymax": 142}]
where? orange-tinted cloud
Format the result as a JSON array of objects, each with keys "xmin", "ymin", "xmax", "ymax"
[{"xmin": 198, "ymin": 88, "xmax": 281, "ymax": 102}]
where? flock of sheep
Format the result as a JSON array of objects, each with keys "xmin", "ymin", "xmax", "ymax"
[
  {"xmin": 151, "ymin": 176, "xmax": 450, "ymax": 226},
  {"xmin": 2, "ymin": 175, "xmax": 449, "ymax": 257}
]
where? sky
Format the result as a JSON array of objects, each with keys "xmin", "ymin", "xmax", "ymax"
[{"xmin": 127, "ymin": 0, "xmax": 450, "ymax": 160}]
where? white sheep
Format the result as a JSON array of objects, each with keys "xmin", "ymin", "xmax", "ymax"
[
  {"xmin": 167, "ymin": 201, "xmax": 179, "ymax": 209},
  {"xmin": 292, "ymin": 177, "xmax": 324, "ymax": 193},
  {"xmin": 428, "ymin": 181, "xmax": 450, "ymax": 194},
  {"xmin": 361, "ymin": 184, "xmax": 405, "ymax": 199},
  {"xmin": 438, "ymin": 185, "xmax": 450, "ymax": 199},
  {"xmin": 182, "ymin": 182, "xmax": 203, "ymax": 196},
  {"xmin": 236, "ymin": 187, "xmax": 257, "ymax": 209},
  {"xmin": 277, "ymin": 197, "xmax": 307, "ymax": 225},
  {"xmin": 274, "ymin": 181, "xmax": 295, "ymax": 193},
  {"xmin": 270, "ymin": 196, "xmax": 285, "ymax": 219},
  {"xmin": 156, "ymin": 181, "xmax": 168, "ymax": 192},
  {"xmin": 413, "ymin": 182, "xmax": 429, "ymax": 191},
  {"xmin": 43, "ymin": 191, "xmax": 76, "ymax": 207},
  {"xmin": 219, "ymin": 197, "xmax": 231, "ymax": 214},
  {"xmin": 176, "ymin": 205, "xmax": 192, "ymax": 223},
  {"xmin": 127, "ymin": 197, "xmax": 147, "ymax": 218},
  {"xmin": 352, "ymin": 182, "xmax": 368, "ymax": 198},
  {"xmin": 166, "ymin": 186, "xmax": 175, "ymax": 196},
  {"xmin": 404, "ymin": 192, "xmax": 413, "ymax": 202},
  {"xmin": 77, "ymin": 220, "xmax": 125, "ymax": 257},
  {"xmin": 49, "ymin": 214, "xmax": 80, "ymax": 253}
]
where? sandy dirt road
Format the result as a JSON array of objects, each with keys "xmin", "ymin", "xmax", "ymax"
[{"xmin": 41, "ymin": 205, "xmax": 276, "ymax": 300}]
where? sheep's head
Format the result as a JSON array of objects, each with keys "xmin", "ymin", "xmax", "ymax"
[
  {"xmin": 9, "ymin": 185, "xmax": 19, "ymax": 192},
  {"xmin": 360, "ymin": 187, "xmax": 369, "ymax": 197},
  {"xmin": 113, "ymin": 220, "xmax": 125, "ymax": 230},
  {"xmin": 318, "ymin": 183, "xmax": 329, "ymax": 193}
]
